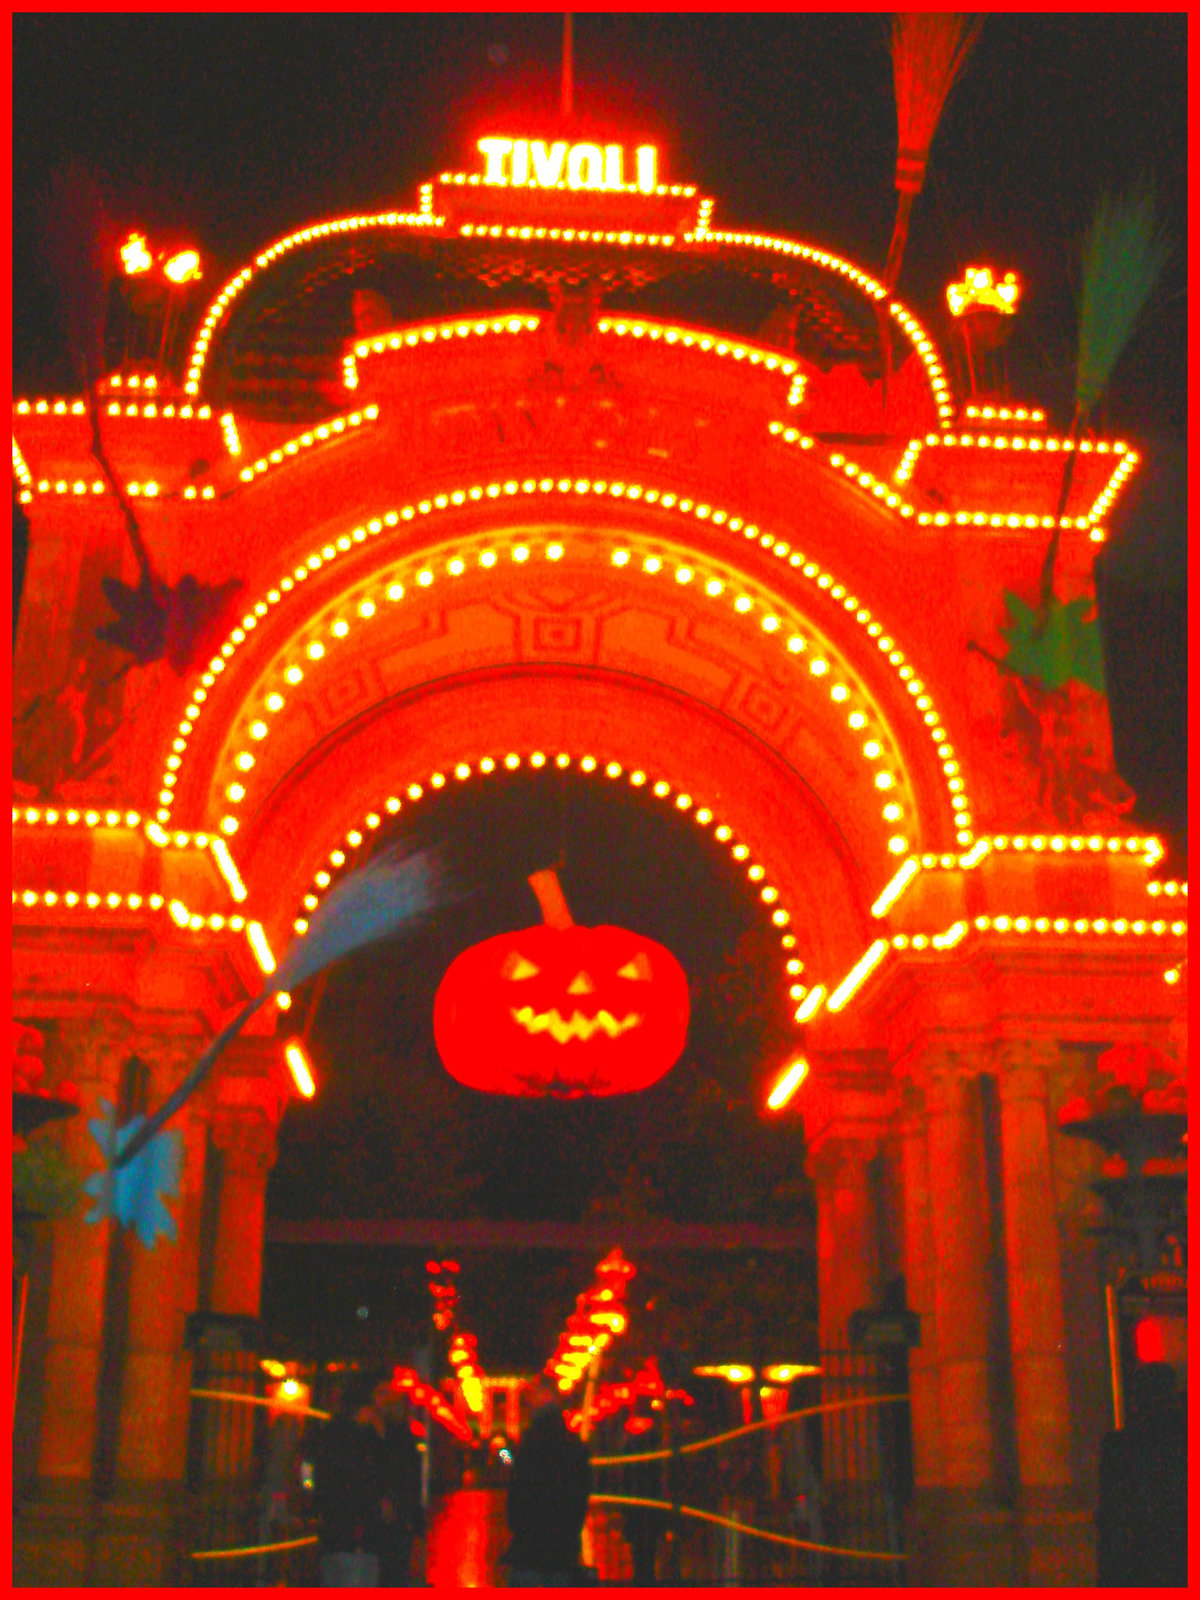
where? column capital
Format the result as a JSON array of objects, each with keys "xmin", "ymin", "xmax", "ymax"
[
  {"xmin": 210, "ymin": 1110, "xmax": 277, "ymax": 1178},
  {"xmin": 805, "ymin": 1132, "xmax": 877, "ymax": 1189},
  {"xmin": 899, "ymin": 1034, "xmax": 985, "ymax": 1092}
]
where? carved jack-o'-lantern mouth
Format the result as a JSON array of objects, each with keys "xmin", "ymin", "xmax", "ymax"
[{"xmin": 510, "ymin": 1006, "xmax": 643, "ymax": 1043}]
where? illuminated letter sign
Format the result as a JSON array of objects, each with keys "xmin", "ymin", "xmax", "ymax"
[{"xmin": 477, "ymin": 138, "xmax": 658, "ymax": 193}]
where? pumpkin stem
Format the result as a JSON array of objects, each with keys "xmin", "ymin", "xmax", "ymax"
[{"xmin": 528, "ymin": 868, "xmax": 575, "ymax": 929}]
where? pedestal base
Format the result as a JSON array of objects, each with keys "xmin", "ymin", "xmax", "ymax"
[
  {"xmin": 14, "ymin": 1481, "xmax": 191, "ymax": 1587},
  {"xmin": 907, "ymin": 1488, "xmax": 1097, "ymax": 1586}
]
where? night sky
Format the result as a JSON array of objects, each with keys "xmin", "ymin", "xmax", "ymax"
[{"xmin": 13, "ymin": 15, "xmax": 1186, "ymax": 1363}]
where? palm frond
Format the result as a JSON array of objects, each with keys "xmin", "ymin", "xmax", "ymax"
[
  {"xmin": 269, "ymin": 842, "xmax": 446, "ymax": 994},
  {"xmin": 1076, "ymin": 181, "xmax": 1172, "ymax": 413},
  {"xmin": 884, "ymin": 14, "xmax": 983, "ymax": 292},
  {"xmin": 114, "ymin": 843, "xmax": 453, "ymax": 1169},
  {"xmin": 891, "ymin": 12, "xmax": 983, "ymax": 162}
]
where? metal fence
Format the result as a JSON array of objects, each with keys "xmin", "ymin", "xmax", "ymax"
[
  {"xmin": 586, "ymin": 1350, "xmax": 909, "ymax": 1587},
  {"xmin": 182, "ymin": 1346, "xmax": 908, "ymax": 1586}
]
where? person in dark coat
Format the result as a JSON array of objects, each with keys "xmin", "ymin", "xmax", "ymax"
[
  {"xmin": 1096, "ymin": 1362, "xmax": 1187, "ymax": 1587},
  {"xmin": 312, "ymin": 1371, "xmax": 391, "ymax": 1587},
  {"xmin": 377, "ymin": 1392, "xmax": 425, "ymax": 1586},
  {"xmin": 505, "ymin": 1395, "xmax": 594, "ymax": 1586}
]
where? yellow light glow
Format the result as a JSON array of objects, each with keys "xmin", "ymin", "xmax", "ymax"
[
  {"xmin": 120, "ymin": 233, "xmax": 153, "ymax": 274},
  {"xmin": 946, "ymin": 265, "xmax": 1021, "ymax": 318},
  {"xmin": 164, "ymin": 249, "xmax": 202, "ymax": 284},
  {"xmin": 285, "ymin": 1041, "xmax": 316, "ymax": 1098},
  {"xmin": 692, "ymin": 1365, "xmax": 754, "ymax": 1384},
  {"xmin": 794, "ymin": 985, "xmax": 825, "ymax": 1023},
  {"xmin": 827, "ymin": 940, "xmax": 889, "ymax": 1013},
  {"xmin": 210, "ymin": 838, "xmax": 248, "ymax": 902},
  {"xmin": 247, "ymin": 921, "xmax": 276, "ymax": 974},
  {"xmin": 871, "ymin": 858, "xmax": 920, "ymax": 917},
  {"xmin": 762, "ymin": 1363, "xmax": 822, "ymax": 1383},
  {"xmin": 766, "ymin": 1057, "xmax": 809, "ymax": 1111}
]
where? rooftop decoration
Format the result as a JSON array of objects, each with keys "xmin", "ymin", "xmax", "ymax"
[
  {"xmin": 946, "ymin": 265, "xmax": 1021, "ymax": 318},
  {"xmin": 434, "ymin": 868, "xmax": 689, "ymax": 1098}
]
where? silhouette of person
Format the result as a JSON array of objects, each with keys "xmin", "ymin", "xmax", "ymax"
[
  {"xmin": 505, "ymin": 1393, "xmax": 594, "ymax": 1586},
  {"xmin": 312, "ymin": 1371, "xmax": 391, "ymax": 1587}
]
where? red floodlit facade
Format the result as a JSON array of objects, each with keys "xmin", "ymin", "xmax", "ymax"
[{"xmin": 12, "ymin": 137, "xmax": 1185, "ymax": 1585}]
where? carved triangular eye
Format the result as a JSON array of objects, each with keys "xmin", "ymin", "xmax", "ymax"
[
  {"xmin": 617, "ymin": 952, "xmax": 652, "ymax": 981},
  {"xmin": 501, "ymin": 952, "xmax": 540, "ymax": 981}
]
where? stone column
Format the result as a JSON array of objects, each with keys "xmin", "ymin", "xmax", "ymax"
[
  {"xmin": 94, "ymin": 1038, "xmax": 210, "ymax": 1585},
  {"xmin": 994, "ymin": 1042, "xmax": 1072, "ymax": 1491},
  {"xmin": 898, "ymin": 1083, "xmax": 941, "ymax": 1492},
  {"xmin": 921, "ymin": 1055, "xmax": 993, "ymax": 1493},
  {"xmin": 36, "ymin": 1013, "xmax": 127, "ymax": 1481},
  {"xmin": 209, "ymin": 1109, "xmax": 278, "ymax": 1320},
  {"xmin": 807, "ymin": 1136, "xmax": 879, "ymax": 1351},
  {"xmin": 16, "ymin": 1012, "xmax": 127, "ymax": 1585},
  {"xmin": 994, "ymin": 1040, "xmax": 1087, "ymax": 1584}
]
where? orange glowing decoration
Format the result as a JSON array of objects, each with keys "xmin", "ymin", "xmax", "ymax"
[
  {"xmin": 163, "ymin": 249, "xmax": 202, "ymax": 284},
  {"xmin": 434, "ymin": 869, "xmax": 688, "ymax": 1097},
  {"xmin": 946, "ymin": 266, "xmax": 1021, "ymax": 318},
  {"xmin": 120, "ymin": 233, "xmax": 154, "ymax": 275}
]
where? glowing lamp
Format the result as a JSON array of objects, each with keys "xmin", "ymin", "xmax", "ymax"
[
  {"xmin": 766, "ymin": 1057, "xmax": 809, "ymax": 1111},
  {"xmin": 946, "ymin": 266, "xmax": 1021, "ymax": 318},
  {"xmin": 1134, "ymin": 1317, "xmax": 1168, "ymax": 1365},
  {"xmin": 164, "ymin": 249, "xmax": 202, "ymax": 284},
  {"xmin": 433, "ymin": 869, "xmax": 688, "ymax": 1097},
  {"xmin": 285, "ymin": 1041, "xmax": 316, "ymax": 1099},
  {"xmin": 762, "ymin": 1364, "xmax": 822, "ymax": 1383},
  {"xmin": 120, "ymin": 233, "xmax": 154, "ymax": 275}
]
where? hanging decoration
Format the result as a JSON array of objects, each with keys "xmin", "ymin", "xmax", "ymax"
[
  {"xmin": 83, "ymin": 1100, "xmax": 183, "ymax": 1248},
  {"xmin": 1037, "ymin": 181, "xmax": 1171, "ymax": 622},
  {"xmin": 883, "ymin": 13, "xmax": 983, "ymax": 292},
  {"xmin": 434, "ymin": 869, "xmax": 689, "ymax": 1097},
  {"xmin": 106, "ymin": 843, "xmax": 449, "ymax": 1211}
]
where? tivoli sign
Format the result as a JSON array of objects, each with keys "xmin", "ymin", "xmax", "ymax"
[{"xmin": 476, "ymin": 137, "xmax": 659, "ymax": 193}]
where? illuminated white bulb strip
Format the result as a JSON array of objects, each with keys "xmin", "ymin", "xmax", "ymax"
[
  {"xmin": 693, "ymin": 228, "xmax": 889, "ymax": 301},
  {"xmin": 152, "ymin": 478, "xmax": 959, "ymax": 844},
  {"xmin": 31, "ymin": 478, "xmax": 107, "ymax": 497},
  {"xmin": 461, "ymin": 222, "xmax": 679, "ymax": 247},
  {"xmin": 983, "ymin": 833, "xmax": 1162, "ymax": 864},
  {"xmin": 238, "ymin": 405, "xmax": 379, "ymax": 482},
  {"xmin": 804, "ymin": 433, "xmax": 1133, "ymax": 538},
  {"xmin": 595, "ymin": 317, "xmax": 798, "ymax": 380},
  {"xmin": 1147, "ymin": 880, "xmax": 1187, "ymax": 898},
  {"xmin": 285, "ymin": 753, "xmax": 805, "ymax": 1022},
  {"xmin": 15, "ymin": 806, "xmax": 144, "ymax": 831},
  {"xmin": 101, "ymin": 401, "xmax": 212, "ymax": 420},
  {"xmin": 220, "ymin": 412, "xmax": 241, "ymax": 458},
  {"xmin": 967, "ymin": 915, "xmax": 1186, "ymax": 939},
  {"xmin": 103, "ymin": 373, "xmax": 159, "ymax": 391},
  {"xmin": 14, "ymin": 398, "xmax": 88, "ymax": 416},
  {"xmin": 12, "ymin": 438, "xmax": 33, "ymax": 504},
  {"xmin": 867, "ymin": 833, "xmax": 1165, "ymax": 921},
  {"xmin": 184, "ymin": 209, "xmax": 444, "ymax": 396},
  {"xmin": 963, "ymin": 404, "xmax": 1045, "ymax": 425},
  {"xmin": 205, "ymin": 535, "xmax": 921, "ymax": 856},
  {"xmin": 887, "ymin": 305, "xmax": 955, "ymax": 426},
  {"xmin": 911, "ymin": 432, "xmax": 1138, "ymax": 529},
  {"xmin": 343, "ymin": 317, "xmax": 540, "ymax": 390},
  {"xmin": 12, "ymin": 888, "xmax": 246, "ymax": 934},
  {"xmin": 438, "ymin": 168, "xmax": 697, "ymax": 198}
]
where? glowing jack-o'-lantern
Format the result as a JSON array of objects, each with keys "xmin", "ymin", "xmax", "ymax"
[{"xmin": 434, "ymin": 869, "xmax": 689, "ymax": 1097}]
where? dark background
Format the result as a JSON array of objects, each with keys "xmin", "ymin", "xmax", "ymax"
[{"xmin": 13, "ymin": 15, "xmax": 1186, "ymax": 1366}]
